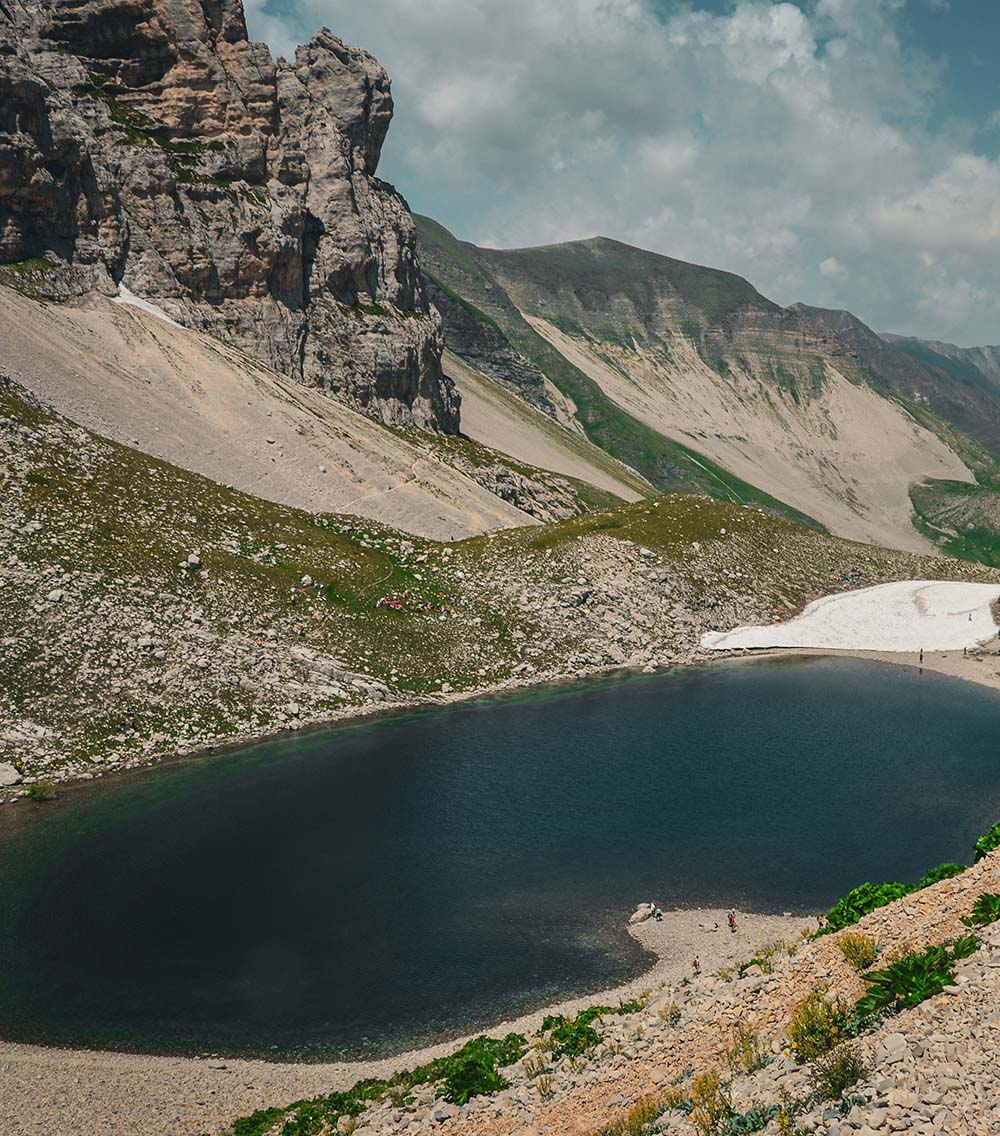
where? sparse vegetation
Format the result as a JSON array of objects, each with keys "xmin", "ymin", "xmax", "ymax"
[
  {"xmin": 724, "ymin": 1023, "xmax": 768, "ymax": 1075},
  {"xmin": 25, "ymin": 781, "xmax": 57, "ymax": 801},
  {"xmin": 233, "ymin": 1032, "xmax": 527, "ymax": 1133},
  {"xmin": 592, "ymin": 1093, "xmax": 672, "ymax": 1136},
  {"xmin": 788, "ymin": 991, "xmax": 852, "ymax": 1063},
  {"xmin": 658, "ymin": 1002, "xmax": 682, "ymax": 1026},
  {"xmin": 688, "ymin": 1070, "xmax": 734, "ymax": 1136},
  {"xmin": 836, "ymin": 932, "xmax": 879, "ymax": 970},
  {"xmin": 808, "ymin": 1043, "xmax": 868, "ymax": 1101}
]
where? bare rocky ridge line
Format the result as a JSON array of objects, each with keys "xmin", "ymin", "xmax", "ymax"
[{"xmin": 0, "ymin": 0, "xmax": 458, "ymax": 432}]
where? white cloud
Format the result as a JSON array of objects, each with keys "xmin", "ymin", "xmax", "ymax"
[
  {"xmin": 820, "ymin": 256, "xmax": 848, "ymax": 278},
  {"xmin": 244, "ymin": 0, "xmax": 1000, "ymax": 344}
]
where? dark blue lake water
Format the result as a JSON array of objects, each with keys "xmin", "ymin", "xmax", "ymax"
[{"xmin": 1, "ymin": 657, "xmax": 999, "ymax": 1060}]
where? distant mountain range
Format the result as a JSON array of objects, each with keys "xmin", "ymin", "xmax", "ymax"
[{"xmin": 415, "ymin": 215, "xmax": 1000, "ymax": 556}]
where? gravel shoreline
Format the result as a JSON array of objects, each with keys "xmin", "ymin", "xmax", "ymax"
[{"xmin": 0, "ymin": 906, "xmax": 812, "ymax": 1136}]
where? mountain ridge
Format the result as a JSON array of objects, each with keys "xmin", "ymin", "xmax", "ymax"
[{"xmin": 415, "ymin": 214, "xmax": 998, "ymax": 553}]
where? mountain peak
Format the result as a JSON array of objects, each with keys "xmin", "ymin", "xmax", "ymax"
[{"xmin": 0, "ymin": 0, "xmax": 459, "ymax": 431}]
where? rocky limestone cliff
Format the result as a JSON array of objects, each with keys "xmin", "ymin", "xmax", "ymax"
[{"xmin": 0, "ymin": 0, "xmax": 459, "ymax": 431}]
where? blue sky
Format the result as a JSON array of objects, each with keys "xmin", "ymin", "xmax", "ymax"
[{"xmin": 245, "ymin": 0, "xmax": 1000, "ymax": 345}]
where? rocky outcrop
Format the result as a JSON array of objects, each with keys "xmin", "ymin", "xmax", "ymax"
[{"xmin": 0, "ymin": 0, "xmax": 458, "ymax": 431}]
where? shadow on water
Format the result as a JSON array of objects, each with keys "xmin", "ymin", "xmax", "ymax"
[{"xmin": 1, "ymin": 657, "xmax": 1000, "ymax": 1060}]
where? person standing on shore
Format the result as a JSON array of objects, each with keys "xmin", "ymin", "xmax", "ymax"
[{"xmin": 728, "ymin": 911, "xmax": 737, "ymax": 933}]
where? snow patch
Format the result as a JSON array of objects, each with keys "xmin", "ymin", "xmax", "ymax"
[
  {"xmin": 112, "ymin": 284, "xmax": 184, "ymax": 330},
  {"xmin": 702, "ymin": 581, "xmax": 1000, "ymax": 653}
]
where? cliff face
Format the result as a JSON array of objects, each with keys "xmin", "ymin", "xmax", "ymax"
[{"xmin": 0, "ymin": 0, "xmax": 459, "ymax": 431}]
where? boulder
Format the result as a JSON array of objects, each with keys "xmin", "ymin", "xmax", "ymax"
[
  {"xmin": 629, "ymin": 904, "xmax": 653, "ymax": 925},
  {"xmin": 0, "ymin": 762, "xmax": 23, "ymax": 787}
]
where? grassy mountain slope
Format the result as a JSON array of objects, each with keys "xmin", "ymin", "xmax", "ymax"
[
  {"xmin": 5, "ymin": 377, "xmax": 994, "ymax": 791},
  {"xmin": 414, "ymin": 218, "xmax": 979, "ymax": 553}
]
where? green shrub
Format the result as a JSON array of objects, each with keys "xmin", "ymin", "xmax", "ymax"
[
  {"xmin": 963, "ymin": 892, "xmax": 1000, "ymax": 927},
  {"xmin": 788, "ymin": 991, "xmax": 851, "ymax": 1063},
  {"xmin": 836, "ymin": 932, "xmax": 878, "ymax": 970},
  {"xmin": 412, "ymin": 1033, "xmax": 528, "ymax": 1103},
  {"xmin": 540, "ymin": 1007, "xmax": 607, "ymax": 1057},
  {"xmin": 233, "ymin": 1106, "xmax": 286, "ymax": 1136},
  {"xmin": 26, "ymin": 781, "xmax": 57, "ymax": 801},
  {"xmin": 808, "ymin": 1043, "xmax": 868, "ymax": 1100},
  {"xmin": 823, "ymin": 882, "xmax": 913, "ymax": 933},
  {"xmin": 855, "ymin": 936, "xmax": 979, "ymax": 1016},
  {"xmin": 917, "ymin": 862, "xmax": 965, "ymax": 889},
  {"xmin": 974, "ymin": 822, "xmax": 1000, "ymax": 862},
  {"xmin": 439, "ymin": 1056, "xmax": 507, "ymax": 1105}
]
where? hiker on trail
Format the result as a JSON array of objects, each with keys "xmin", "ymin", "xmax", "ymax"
[
  {"xmin": 728, "ymin": 911, "xmax": 737, "ymax": 934},
  {"xmin": 692, "ymin": 957, "xmax": 701, "ymax": 975}
]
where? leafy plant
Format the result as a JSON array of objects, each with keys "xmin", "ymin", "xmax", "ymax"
[
  {"xmin": 720, "ymin": 1104, "xmax": 781, "ymax": 1135},
  {"xmin": 836, "ymin": 932, "xmax": 878, "ymax": 970},
  {"xmin": 823, "ymin": 882, "xmax": 913, "ymax": 933},
  {"xmin": 539, "ymin": 999, "xmax": 645, "ymax": 1059},
  {"xmin": 963, "ymin": 892, "xmax": 1000, "ymax": 927},
  {"xmin": 808, "ymin": 1043, "xmax": 868, "ymax": 1100},
  {"xmin": 917, "ymin": 862, "xmax": 965, "ymax": 889},
  {"xmin": 855, "ymin": 937, "xmax": 979, "ymax": 1016},
  {"xmin": 540, "ymin": 1007, "xmax": 607, "ymax": 1057},
  {"xmin": 974, "ymin": 821, "xmax": 1000, "ymax": 862},
  {"xmin": 419, "ymin": 1033, "xmax": 528, "ymax": 1104},
  {"xmin": 724, "ymin": 1023, "xmax": 768, "ymax": 1075},
  {"xmin": 788, "ymin": 991, "xmax": 851, "ymax": 1063},
  {"xmin": 440, "ymin": 1055, "xmax": 507, "ymax": 1105}
]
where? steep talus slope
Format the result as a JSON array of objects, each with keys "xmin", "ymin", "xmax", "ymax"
[
  {"xmin": 0, "ymin": 284, "xmax": 605, "ymax": 538},
  {"xmin": 5, "ymin": 378, "xmax": 995, "ymax": 790},
  {"xmin": 0, "ymin": 0, "xmax": 456, "ymax": 430},
  {"xmin": 797, "ymin": 305, "xmax": 1000, "ymax": 455},
  {"xmin": 417, "ymin": 219, "xmax": 975, "ymax": 552},
  {"xmin": 442, "ymin": 349, "xmax": 648, "ymax": 505}
]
